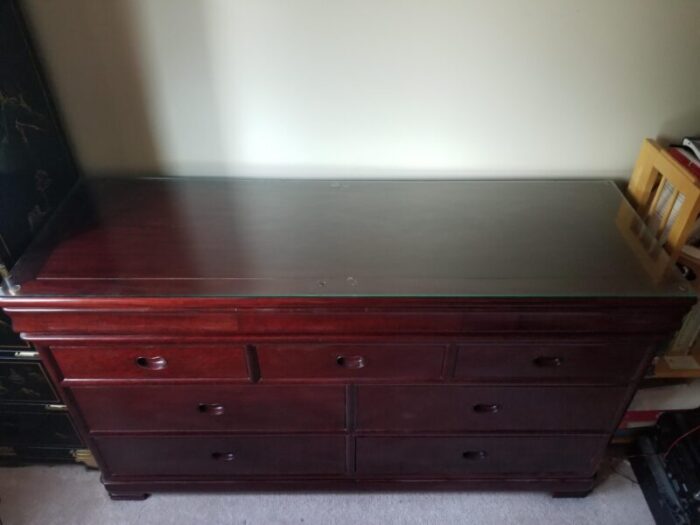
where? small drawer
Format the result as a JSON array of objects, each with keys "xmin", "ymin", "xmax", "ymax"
[
  {"xmin": 0, "ymin": 359, "xmax": 59, "ymax": 402},
  {"xmin": 357, "ymin": 385, "xmax": 628, "ymax": 432},
  {"xmin": 71, "ymin": 384, "xmax": 346, "ymax": 432},
  {"xmin": 455, "ymin": 341, "xmax": 649, "ymax": 383},
  {"xmin": 356, "ymin": 435, "xmax": 607, "ymax": 477},
  {"xmin": 52, "ymin": 345, "xmax": 249, "ymax": 382},
  {"xmin": 256, "ymin": 344, "xmax": 447, "ymax": 381},
  {"xmin": 95, "ymin": 435, "xmax": 347, "ymax": 477},
  {"xmin": 0, "ymin": 410, "xmax": 82, "ymax": 447}
]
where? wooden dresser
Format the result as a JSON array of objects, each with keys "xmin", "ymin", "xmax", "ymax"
[{"xmin": 0, "ymin": 178, "xmax": 693, "ymax": 500}]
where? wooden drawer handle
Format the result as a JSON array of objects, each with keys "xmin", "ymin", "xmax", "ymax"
[
  {"xmin": 462, "ymin": 450, "xmax": 488, "ymax": 461},
  {"xmin": 198, "ymin": 403, "xmax": 225, "ymax": 416},
  {"xmin": 211, "ymin": 452, "xmax": 235, "ymax": 462},
  {"xmin": 533, "ymin": 356, "xmax": 563, "ymax": 368},
  {"xmin": 135, "ymin": 356, "xmax": 168, "ymax": 370},
  {"xmin": 473, "ymin": 403, "xmax": 501, "ymax": 414},
  {"xmin": 336, "ymin": 355, "xmax": 366, "ymax": 369}
]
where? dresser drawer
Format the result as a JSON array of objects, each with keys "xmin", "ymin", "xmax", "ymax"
[
  {"xmin": 52, "ymin": 345, "xmax": 249, "ymax": 382},
  {"xmin": 455, "ymin": 342, "xmax": 648, "ymax": 383},
  {"xmin": 357, "ymin": 385, "xmax": 628, "ymax": 432},
  {"xmin": 71, "ymin": 384, "xmax": 346, "ymax": 432},
  {"xmin": 256, "ymin": 344, "xmax": 446, "ymax": 381},
  {"xmin": 95, "ymin": 435, "xmax": 347, "ymax": 477},
  {"xmin": 356, "ymin": 435, "xmax": 607, "ymax": 477}
]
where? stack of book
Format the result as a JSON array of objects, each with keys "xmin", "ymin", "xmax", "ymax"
[
  {"xmin": 668, "ymin": 137, "xmax": 700, "ymax": 180},
  {"xmin": 651, "ymin": 137, "xmax": 700, "ymax": 356},
  {"xmin": 668, "ymin": 137, "xmax": 700, "ymax": 263}
]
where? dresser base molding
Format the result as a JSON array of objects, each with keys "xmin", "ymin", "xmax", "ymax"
[
  {"xmin": 107, "ymin": 492, "xmax": 151, "ymax": 501},
  {"xmin": 551, "ymin": 489, "xmax": 594, "ymax": 499},
  {"xmin": 103, "ymin": 476, "xmax": 596, "ymax": 500}
]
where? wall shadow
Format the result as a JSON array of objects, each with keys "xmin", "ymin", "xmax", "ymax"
[{"xmin": 22, "ymin": 0, "xmax": 227, "ymax": 178}]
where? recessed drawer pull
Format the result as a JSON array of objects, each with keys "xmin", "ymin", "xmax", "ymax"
[
  {"xmin": 211, "ymin": 452, "xmax": 235, "ymax": 462},
  {"xmin": 533, "ymin": 356, "xmax": 563, "ymax": 368},
  {"xmin": 473, "ymin": 403, "xmax": 501, "ymax": 414},
  {"xmin": 135, "ymin": 356, "xmax": 168, "ymax": 371},
  {"xmin": 462, "ymin": 450, "xmax": 488, "ymax": 461},
  {"xmin": 336, "ymin": 355, "xmax": 366, "ymax": 369},
  {"xmin": 198, "ymin": 403, "xmax": 226, "ymax": 416}
]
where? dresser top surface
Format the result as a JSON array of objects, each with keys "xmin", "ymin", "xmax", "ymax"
[{"xmin": 5, "ymin": 177, "xmax": 692, "ymax": 299}]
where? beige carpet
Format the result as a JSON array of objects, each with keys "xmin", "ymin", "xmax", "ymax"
[{"xmin": 0, "ymin": 462, "xmax": 653, "ymax": 525}]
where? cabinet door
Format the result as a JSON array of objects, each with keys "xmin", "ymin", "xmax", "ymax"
[
  {"xmin": 0, "ymin": 359, "xmax": 58, "ymax": 402},
  {"xmin": 0, "ymin": 410, "xmax": 81, "ymax": 447}
]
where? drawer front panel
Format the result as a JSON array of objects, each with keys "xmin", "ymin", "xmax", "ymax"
[
  {"xmin": 0, "ymin": 411, "xmax": 82, "ymax": 447},
  {"xmin": 257, "ymin": 344, "xmax": 446, "ymax": 381},
  {"xmin": 357, "ymin": 385, "xmax": 628, "ymax": 432},
  {"xmin": 455, "ymin": 342, "xmax": 648, "ymax": 383},
  {"xmin": 71, "ymin": 385, "xmax": 346, "ymax": 432},
  {"xmin": 356, "ymin": 435, "xmax": 607, "ymax": 477},
  {"xmin": 95, "ymin": 435, "xmax": 347, "ymax": 477},
  {"xmin": 52, "ymin": 345, "xmax": 249, "ymax": 382},
  {"xmin": 0, "ymin": 360, "xmax": 58, "ymax": 402}
]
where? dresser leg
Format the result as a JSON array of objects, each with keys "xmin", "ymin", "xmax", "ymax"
[
  {"xmin": 108, "ymin": 492, "xmax": 151, "ymax": 501},
  {"xmin": 551, "ymin": 489, "xmax": 592, "ymax": 499}
]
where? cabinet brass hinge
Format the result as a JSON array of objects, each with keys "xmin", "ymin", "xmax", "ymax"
[
  {"xmin": 44, "ymin": 404, "xmax": 68, "ymax": 412},
  {"xmin": 71, "ymin": 449, "xmax": 98, "ymax": 469},
  {"xmin": 0, "ymin": 264, "xmax": 20, "ymax": 296},
  {"xmin": 14, "ymin": 351, "xmax": 39, "ymax": 358}
]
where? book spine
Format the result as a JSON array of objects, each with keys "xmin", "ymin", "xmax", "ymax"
[
  {"xmin": 682, "ymin": 138, "xmax": 700, "ymax": 161},
  {"xmin": 668, "ymin": 147, "xmax": 700, "ymax": 180}
]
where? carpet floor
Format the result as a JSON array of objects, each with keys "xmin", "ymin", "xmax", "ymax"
[{"xmin": 0, "ymin": 461, "xmax": 652, "ymax": 525}]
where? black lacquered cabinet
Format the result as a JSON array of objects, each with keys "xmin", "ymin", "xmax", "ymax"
[
  {"xmin": 0, "ymin": 311, "xmax": 87, "ymax": 465},
  {"xmin": 0, "ymin": 0, "xmax": 93, "ymax": 467},
  {"xmin": 0, "ymin": 352, "xmax": 58, "ymax": 403}
]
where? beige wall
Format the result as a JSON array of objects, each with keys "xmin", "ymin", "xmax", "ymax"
[{"xmin": 23, "ymin": 0, "xmax": 700, "ymax": 178}]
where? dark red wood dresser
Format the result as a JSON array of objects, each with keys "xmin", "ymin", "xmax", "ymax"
[{"xmin": 0, "ymin": 178, "xmax": 693, "ymax": 500}]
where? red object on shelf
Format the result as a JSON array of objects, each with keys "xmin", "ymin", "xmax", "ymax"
[
  {"xmin": 619, "ymin": 410, "xmax": 665, "ymax": 428},
  {"xmin": 667, "ymin": 147, "xmax": 700, "ymax": 180}
]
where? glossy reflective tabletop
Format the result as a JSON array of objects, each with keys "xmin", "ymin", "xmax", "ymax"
[{"xmin": 7, "ymin": 178, "xmax": 692, "ymax": 298}]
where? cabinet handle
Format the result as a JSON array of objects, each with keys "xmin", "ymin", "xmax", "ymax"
[
  {"xmin": 473, "ymin": 403, "xmax": 501, "ymax": 414},
  {"xmin": 198, "ymin": 403, "xmax": 225, "ymax": 416},
  {"xmin": 336, "ymin": 355, "xmax": 366, "ymax": 369},
  {"xmin": 211, "ymin": 452, "xmax": 235, "ymax": 462},
  {"xmin": 135, "ymin": 356, "xmax": 168, "ymax": 370},
  {"xmin": 533, "ymin": 356, "xmax": 563, "ymax": 368},
  {"xmin": 462, "ymin": 451, "xmax": 488, "ymax": 461}
]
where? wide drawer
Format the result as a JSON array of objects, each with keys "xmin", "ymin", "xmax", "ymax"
[
  {"xmin": 71, "ymin": 384, "xmax": 346, "ymax": 432},
  {"xmin": 95, "ymin": 435, "xmax": 347, "ymax": 477},
  {"xmin": 454, "ymin": 342, "xmax": 649, "ymax": 383},
  {"xmin": 52, "ymin": 345, "xmax": 249, "ymax": 382},
  {"xmin": 357, "ymin": 385, "xmax": 628, "ymax": 432},
  {"xmin": 256, "ymin": 344, "xmax": 446, "ymax": 381},
  {"xmin": 356, "ymin": 435, "xmax": 607, "ymax": 477}
]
